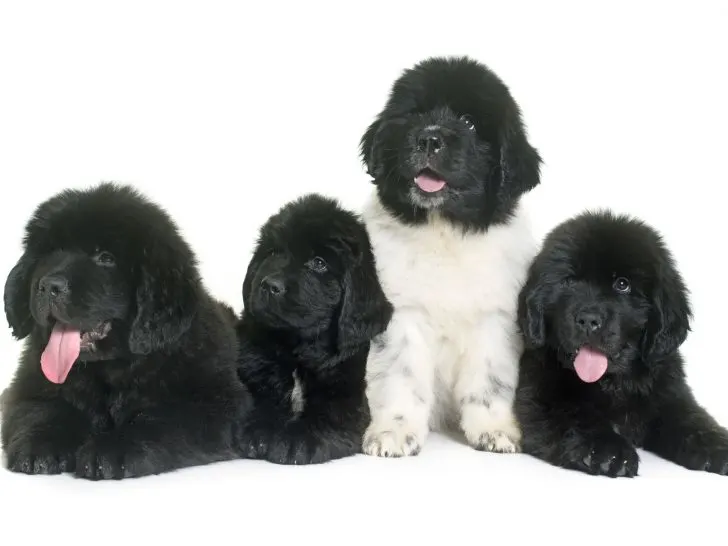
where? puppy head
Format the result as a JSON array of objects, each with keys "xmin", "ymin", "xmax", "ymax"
[
  {"xmin": 360, "ymin": 56, "xmax": 541, "ymax": 231},
  {"xmin": 243, "ymin": 194, "xmax": 392, "ymax": 353},
  {"xmin": 518, "ymin": 210, "xmax": 691, "ymax": 382},
  {"xmin": 4, "ymin": 183, "xmax": 200, "ymax": 383}
]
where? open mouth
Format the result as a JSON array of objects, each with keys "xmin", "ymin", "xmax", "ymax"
[
  {"xmin": 414, "ymin": 168, "xmax": 447, "ymax": 193},
  {"xmin": 40, "ymin": 321, "xmax": 112, "ymax": 384}
]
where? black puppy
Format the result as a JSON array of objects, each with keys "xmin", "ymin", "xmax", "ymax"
[
  {"xmin": 515, "ymin": 210, "xmax": 728, "ymax": 477},
  {"xmin": 236, "ymin": 194, "xmax": 392, "ymax": 464},
  {"xmin": 2, "ymin": 182, "xmax": 250, "ymax": 479}
]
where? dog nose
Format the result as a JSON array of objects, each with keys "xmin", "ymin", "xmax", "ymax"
[
  {"xmin": 39, "ymin": 275, "xmax": 69, "ymax": 298},
  {"xmin": 417, "ymin": 134, "xmax": 443, "ymax": 155},
  {"xmin": 260, "ymin": 275, "xmax": 286, "ymax": 296},
  {"xmin": 575, "ymin": 309, "xmax": 604, "ymax": 333}
]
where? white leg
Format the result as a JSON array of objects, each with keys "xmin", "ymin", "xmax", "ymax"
[
  {"xmin": 363, "ymin": 312, "xmax": 433, "ymax": 457},
  {"xmin": 455, "ymin": 310, "xmax": 522, "ymax": 453}
]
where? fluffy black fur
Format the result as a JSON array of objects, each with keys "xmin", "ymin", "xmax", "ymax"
[
  {"xmin": 1, "ymin": 182, "xmax": 250, "ymax": 480},
  {"xmin": 515, "ymin": 210, "xmax": 728, "ymax": 477},
  {"xmin": 360, "ymin": 55, "xmax": 542, "ymax": 232},
  {"xmin": 236, "ymin": 194, "xmax": 392, "ymax": 464}
]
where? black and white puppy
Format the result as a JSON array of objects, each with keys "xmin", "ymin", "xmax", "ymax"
[
  {"xmin": 236, "ymin": 194, "xmax": 393, "ymax": 465},
  {"xmin": 359, "ymin": 56, "xmax": 542, "ymax": 457},
  {"xmin": 515, "ymin": 210, "xmax": 728, "ymax": 477}
]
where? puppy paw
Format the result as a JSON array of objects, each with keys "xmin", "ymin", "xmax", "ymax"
[
  {"xmin": 461, "ymin": 405, "xmax": 521, "ymax": 453},
  {"xmin": 236, "ymin": 422, "xmax": 274, "ymax": 460},
  {"xmin": 470, "ymin": 431, "xmax": 521, "ymax": 454},
  {"xmin": 362, "ymin": 419, "xmax": 425, "ymax": 457},
  {"xmin": 75, "ymin": 435, "xmax": 128, "ymax": 480},
  {"xmin": 240, "ymin": 433, "xmax": 271, "ymax": 460},
  {"xmin": 677, "ymin": 431, "xmax": 728, "ymax": 475},
  {"xmin": 264, "ymin": 436, "xmax": 299, "ymax": 465},
  {"xmin": 5, "ymin": 441, "xmax": 75, "ymax": 475},
  {"xmin": 566, "ymin": 432, "xmax": 639, "ymax": 478}
]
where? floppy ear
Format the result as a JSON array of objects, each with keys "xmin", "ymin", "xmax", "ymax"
[
  {"xmin": 337, "ymin": 243, "xmax": 393, "ymax": 354},
  {"xmin": 127, "ymin": 246, "xmax": 199, "ymax": 355},
  {"xmin": 359, "ymin": 117, "xmax": 384, "ymax": 180},
  {"xmin": 641, "ymin": 263, "xmax": 692, "ymax": 361},
  {"xmin": 4, "ymin": 254, "xmax": 35, "ymax": 340},
  {"xmin": 241, "ymin": 246, "xmax": 264, "ymax": 311},
  {"xmin": 517, "ymin": 274, "xmax": 548, "ymax": 350},
  {"xmin": 498, "ymin": 108, "xmax": 542, "ymax": 199}
]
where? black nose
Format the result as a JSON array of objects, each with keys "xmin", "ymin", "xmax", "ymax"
[
  {"xmin": 575, "ymin": 309, "xmax": 604, "ymax": 333},
  {"xmin": 417, "ymin": 134, "xmax": 443, "ymax": 155},
  {"xmin": 39, "ymin": 275, "xmax": 69, "ymax": 298},
  {"xmin": 260, "ymin": 275, "xmax": 286, "ymax": 296}
]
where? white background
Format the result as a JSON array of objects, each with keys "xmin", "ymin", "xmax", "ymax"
[{"xmin": 0, "ymin": 1, "xmax": 726, "ymax": 543}]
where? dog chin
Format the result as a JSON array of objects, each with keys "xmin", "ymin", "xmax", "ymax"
[
  {"xmin": 249, "ymin": 298, "xmax": 291, "ymax": 329},
  {"xmin": 408, "ymin": 185, "xmax": 447, "ymax": 209}
]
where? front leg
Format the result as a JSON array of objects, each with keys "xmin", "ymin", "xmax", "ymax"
[
  {"xmin": 75, "ymin": 401, "xmax": 241, "ymax": 480},
  {"xmin": 644, "ymin": 393, "xmax": 728, "ymax": 475},
  {"xmin": 515, "ymin": 372, "xmax": 639, "ymax": 478},
  {"xmin": 264, "ymin": 409, "xmax": 367, "ymax": 465},
  {"xmin": 2, "ymin": 398, "xmax": 89, "ymax": 475},
  {"xmin": 363, "ymin": 315, "xmax": 433, "ymax": 457},
  {"xmin": 455, "ymin": 312, "xmax": 522, "ymax": 453},
  {"xmin": 237, "ymin": 407, "xmax": 286, "ymax": 460}
]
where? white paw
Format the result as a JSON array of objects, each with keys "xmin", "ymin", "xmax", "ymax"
[
  {"xmin": 461, "ymin": 405, "xmax": 522, "ymax": 454},
  {"xmin": 470, "ymin": 430, "xmax": 520, "ymax": 453},
  {"xmin": 363, "ymin": 420, "xmax": 425, "ymax": 457}
]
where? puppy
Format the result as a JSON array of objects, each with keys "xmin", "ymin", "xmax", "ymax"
[
  {"xmin": 359, "ymin": 56, "xmax": 542, "ymax": 456},
  {"xmin": 515, "ymin": 210, "xmax": 728, "ymax": 477},
  {"xmin": 2, "ymin": 183, "xmax": 250, "ymax": 479},
  {"xmin": 236, "ymin": 194, "xmax": 392, "ymax": 464}
]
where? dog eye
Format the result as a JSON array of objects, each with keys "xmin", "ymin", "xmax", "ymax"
[
  {"xmin": 307, "ymin": 257, "xmax": 328, "ymax": 273},
  {"xmin": 613, "ymin": 277, "xmax": 631, "ymax": 294},
  {"xmin": 94, "ymin": 251, "xmax": 116, "ymax": 267},
  {"xmin": 460, "ymin": 114, "xmax": 476, "ymax": 131}
]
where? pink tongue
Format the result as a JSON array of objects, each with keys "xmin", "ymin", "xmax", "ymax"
[
  {"xmin": 41, "ymin": 324, "xmax": 81, "ymax": 384},
  {"xmin": 415, "ymin": 173, "xmax": 446, "ymax": 193},
  {"xmin": 573, "ymin": 347, "xmax": 608, "ymax": 383}
]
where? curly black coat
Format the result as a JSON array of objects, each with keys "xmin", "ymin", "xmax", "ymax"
[
  {"xmin": 2, "ymin": 182, "xmax": 250, "ymax": 480},
  {"xmin": 236, "ymin": 194, "xmax": 392, "ymax": 464},
  {"xmin": 515, "ymin": 210, "xmax": 728, "ymax": 477}
]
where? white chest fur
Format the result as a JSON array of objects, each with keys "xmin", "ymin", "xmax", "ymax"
[
  {"xmin": 362, "ymin": 195, "xmax": 536, "ymax": 328},
  {"xmin": 361, "ymin": 193, "xmax": 537, "ymax": 457}
]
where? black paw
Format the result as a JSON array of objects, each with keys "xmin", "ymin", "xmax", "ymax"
[
  {"xmin": 265, "ymin": 438, "xmax": 302, "ymax": 465},
  {"xmin": 5, "ymin": 440, "xmax": 75, "ymax": 475},
  {"xmin": 565, "ymin": 432, "xmax": 639, "ymax": 478},
  {"xmin": 677, "ymin": 431, "xmax": 728, "ymax": 475},
  {"xmin": 265, "ymin": 437, "xmax": 329, "ymax": 465},
  {"xmin": 239, "ymin": 432, "xmax": 272, "ymax": 460},
  {"xmin": 75, "ymin": 435, "xmax": 128, "ymax": 480}
]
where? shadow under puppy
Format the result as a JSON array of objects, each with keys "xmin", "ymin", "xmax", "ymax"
[
  {"xmin": 515, "ymin": 210, "xmax": 728, "ymax": 477},
  {"xmin": 2, "ymin": 182, "xmax": 250, "ymax": 480},
  {"xmin": 236, "ymin": 194, "xmax": 393, "ymax": 464}
]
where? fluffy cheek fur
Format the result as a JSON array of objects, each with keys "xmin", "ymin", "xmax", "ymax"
[{"xmin": 361, "ymin": 197, "xmax": 536, "ymax": 457}]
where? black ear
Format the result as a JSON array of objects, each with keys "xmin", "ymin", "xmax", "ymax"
[
  {"xmin": 641, "ymin": 262, "xmax": 692, "ymax": 360},
  {"xmin": 128, "ymin": 245, "xmax": 199, "ymax": 355},
  {"xmin": 517, "ymin": 250, "xmax": 558, "ymax": 349},
  {"xmin": 359, "ymin": 117, "xmax": 384, "ymax": 179},
  {"xmin": 498, "ymin": 108, "xmax": 542, "ymax": 199},
  {"xmin": 4, "ymin": 254, "xmax": 35, "ymax": 340},
  {"xmin": 517, "ymin": 271, "xmax": 548, "ymax": 350},
  {"xmin": 241, "ymin": 246, "xmax": 264, "ymax": 311},
  {"xmin": 337, "ymin": 243, "xmax": 393, "ymax": 355}
]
